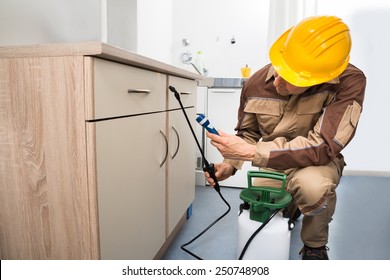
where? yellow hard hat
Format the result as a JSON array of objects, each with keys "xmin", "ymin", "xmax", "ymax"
[{"xmin": 269, "ymin": 15, "xmax": 351, "ymax": 87}]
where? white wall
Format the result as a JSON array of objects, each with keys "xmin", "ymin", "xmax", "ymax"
[
  {"xmin": 317, "ymin": 0, "xmax": 390, "ymax": 174},
  {"xmin": 267, "ymin": 0, "xmax": 317, "ymax": 49},
  {"xmin": 0, "ymin": 0, "xmax": 102, "ymax": 45},
  {"xmin": 0, "ymin": 0, "xmax": 139, "ymax": 52},
  {"xmin": 172, "ymin": 0, "xmax": 270, "ymax": 78},
  {"xmin": 136, "ymin": 0, "xmax": 173, "ymax": 64},
  {"xmin": 106, "ymin": 0, "xmax": 137, "ymax": 52}
]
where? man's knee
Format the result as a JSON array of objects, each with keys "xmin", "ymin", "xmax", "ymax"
[{"xmin": 287, "ymin": 167, "xmax": 338, "ymax": 216}]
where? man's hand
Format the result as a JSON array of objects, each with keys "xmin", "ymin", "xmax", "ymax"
[
  {"xmin": 204, "ymin": 163, "xmax": 235, "ymax": 187},
  {"xmin": 206, "ymin": 130, "xmax": 256, "ymax": 161}
]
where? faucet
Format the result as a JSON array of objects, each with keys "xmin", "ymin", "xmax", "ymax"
[
  {"xmin": 180, "ymin": 51, "xmax": 207, "ymax": 77},
  {"xmin": 190, "ymin": 62, "xmax": 204, "ymax": 76}
]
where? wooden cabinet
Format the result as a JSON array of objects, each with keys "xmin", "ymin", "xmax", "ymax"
[{"xmin": 0, "ymin": 42, "xmax": 200, "ymax": 259}]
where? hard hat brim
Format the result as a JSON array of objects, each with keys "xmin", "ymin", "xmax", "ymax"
[{"xmin": 269, "ymin": 27, "xmax": 350, "ymax": 87}]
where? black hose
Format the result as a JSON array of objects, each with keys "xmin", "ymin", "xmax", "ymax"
[
  {"xmin": 169, "ymin": 85, "xmax": 230, "ymax": 259},
  {"xmin": 180, "ymin": 190, "xmax": 231, "ymax": 260}
]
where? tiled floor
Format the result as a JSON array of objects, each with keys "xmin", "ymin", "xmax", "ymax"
[{"xmin": 162, "ymin": 176, "xmax": 390, "ymax": 260}]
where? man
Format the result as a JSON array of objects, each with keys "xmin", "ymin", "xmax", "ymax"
[{"xmin": 204, "ymin": 15, "xmax": 366, "ymax": 260}]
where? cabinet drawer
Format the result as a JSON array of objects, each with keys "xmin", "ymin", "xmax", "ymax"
[
  {"xmin": 168, "ymin": 75, "xmax": 197, "ymax": 110},
  {"xmin": 91, "ymin": 58, "xmax": 166, "ymax": 120}
]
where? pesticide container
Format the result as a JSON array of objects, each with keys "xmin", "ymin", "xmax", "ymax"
[{"xmin": 237, "ymin": 171, "xmax": 292, "ymax": 260}]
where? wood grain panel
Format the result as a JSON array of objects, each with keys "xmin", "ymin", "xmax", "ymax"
[
  {"xmin": 0, "ymin": 56, "xmax": 94, "ymax": 259},
  {"xmin": 85, "ymin": 120, "xmax": 100, "ymax": 260}
]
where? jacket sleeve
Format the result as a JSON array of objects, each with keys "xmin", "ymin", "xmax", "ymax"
[
  {"xmin": 223, "ymin": 82, "xmax": 261, "ymax": 170},
  {"xmin": 253, "ymin": 68, "xmax": 366, "ymax": 170}
]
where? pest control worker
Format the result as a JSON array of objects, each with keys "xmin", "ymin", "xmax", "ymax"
[{"xmin": 204, "ymin": 15, "xmax": 366, "ymax": 260}]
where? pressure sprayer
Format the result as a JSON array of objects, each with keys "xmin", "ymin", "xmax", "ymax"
[
  {"xmin": 169, "ymin": 85, "xmax": 294, "ymax": 260},
  {"xmin": 237, "ymin": 171, "xmax": 292, "ymax": 260}
]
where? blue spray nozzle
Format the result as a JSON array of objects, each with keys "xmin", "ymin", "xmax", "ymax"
[{"xmin": 196, "ymin": 114, "xmax": 219, "ymax": 135}]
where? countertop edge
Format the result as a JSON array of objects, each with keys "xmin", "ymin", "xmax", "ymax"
[{"xmin": 0, "ymin": 41, "xmax": 203, "ymax": 80}]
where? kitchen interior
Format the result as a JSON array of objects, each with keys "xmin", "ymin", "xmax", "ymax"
[{"xmin": 1, "ymin": 0, "xmax": 390, "ymax": 261}]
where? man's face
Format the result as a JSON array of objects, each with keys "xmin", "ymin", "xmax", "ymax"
[{"xmin": 273, "ymin": 73, "xmax": 310, "ymax": 96}]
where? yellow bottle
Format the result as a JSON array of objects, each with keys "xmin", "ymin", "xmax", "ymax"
[{"xmin": 241, "ymin": 64, "xmax": 251, "ymax": 78}]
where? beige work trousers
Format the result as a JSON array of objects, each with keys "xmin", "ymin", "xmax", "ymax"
[{"xmin": 254, "ymin": 157, "xmax": 344, "ymax": 248}]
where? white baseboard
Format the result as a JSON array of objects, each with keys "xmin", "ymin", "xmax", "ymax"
[{"xmin": 343, "ymin": 170, "xmax": 390, "ymax": 177}]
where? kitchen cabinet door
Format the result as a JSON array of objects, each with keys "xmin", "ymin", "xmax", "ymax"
[
  {"xmin": 167, "ymin": 108, "xmax": 196, "ymax": 235},
  {"xmin": 93, "ymin": 112, "xmax": 167, "ymax": 259}
]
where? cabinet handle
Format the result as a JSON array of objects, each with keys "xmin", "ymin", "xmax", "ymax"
[
  {"xmin": 180, "ymin": 91, "xmax": 192, "ymax": 95},
  {"xmin": 171, "ymin": 126, "xmax": 180, "ymax": 159},
  {"xmin": 127, "ymin": 89, "xmax": 151, "ymax": 94},
  {"xmin": 160, "ymin": 129, "xmax": 168, "ymax": 167}
]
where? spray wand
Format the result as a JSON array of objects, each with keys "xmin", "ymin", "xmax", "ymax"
[
  {"xmin": 168, "ymin": 85, "xmax": 231, "ymax": 260},
  {"xmin": 169, "ymin": 85, "xmax": 220, "ymax": 192}
]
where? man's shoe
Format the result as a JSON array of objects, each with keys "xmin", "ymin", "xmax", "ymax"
[{"xmin": 299, "ymin": 245, "xmax": 329, "ymax": 260}]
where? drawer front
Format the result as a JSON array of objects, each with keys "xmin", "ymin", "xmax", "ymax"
[
  {"xmin": 92, "ymin": 58, "xmax": 166, "ymax": 119},
  {"xmin": 168, "ymin": 75, "xmax": 197, "ymax": 110}
]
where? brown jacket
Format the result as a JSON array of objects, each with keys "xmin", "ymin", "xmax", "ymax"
[{"xmin": 225, "ymin": 63, "xmax": 366, "ymax": 170}]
